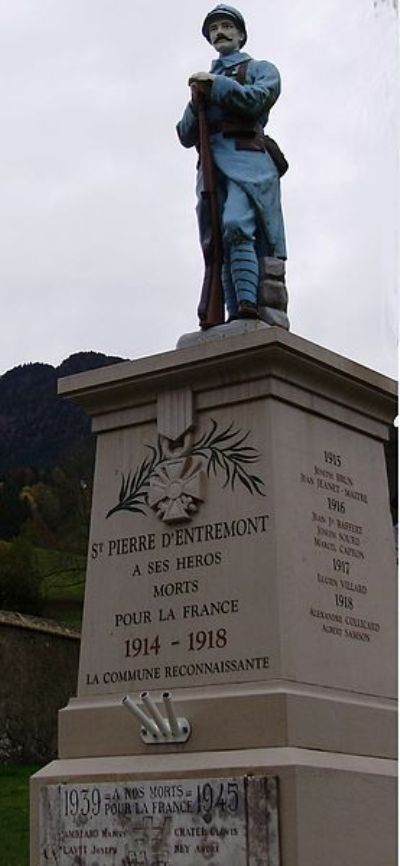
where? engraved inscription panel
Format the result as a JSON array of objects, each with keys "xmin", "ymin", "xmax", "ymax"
[
  {"xmin": 39, "ymin": 776, "xmax": 280, "ymax": 866},
  {"xmin": 77, "ymin": 393, "xmax": 396, "ymax": 698},
  {"xmin": 78, "ymin": 406, "xmax": 279, "ymax": 695},
  {"xmin": 271, "ymin": 402, "xmax": 397, "ymax": 696}
]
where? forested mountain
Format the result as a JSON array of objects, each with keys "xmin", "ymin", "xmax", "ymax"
[
  {"xmin": 0, "ymin": 351, "xmax": 125, "ymax": 553},
  {"xmin": 0, "ymin": 351, "xmax": 124, "ymax": 473}
]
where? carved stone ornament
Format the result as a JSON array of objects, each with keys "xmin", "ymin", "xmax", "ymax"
[
  {"xmin": 147, "ymin": 455, "xmax": 206, "ymax": 524},
  {"xmin": 106, "ymin": 418, "xmax": 265, "ymax": 525}
]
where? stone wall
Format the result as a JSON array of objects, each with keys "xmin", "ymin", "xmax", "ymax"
[{"xmin": 0, "ymin": 611, "xmax": 80, "ymax": 763}]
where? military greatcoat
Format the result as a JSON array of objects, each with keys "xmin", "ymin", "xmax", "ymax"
[{"xmin": 177, "ymin": 48, "xmax": 286, "ymax": 260}]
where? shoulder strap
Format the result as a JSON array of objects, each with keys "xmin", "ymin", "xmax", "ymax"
[{"xmin": 224, "ymin": 60, "xmax": 250, "ymax": 84}]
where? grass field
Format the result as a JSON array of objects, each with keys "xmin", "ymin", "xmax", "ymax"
[
  {"xmin": 37, "ymin": 547, "xmax": 85, "ymax": 627},
  {"xmin": 0, "ymin": 765, "xmax": 40, "ymax": 866},
  {"xmin": 0, "ymin": 540, "xmax": 85, "ymax": 627}
]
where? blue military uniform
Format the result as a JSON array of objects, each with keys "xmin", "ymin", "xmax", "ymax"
[{"xmin": 177, "ymin": 45, "xmax": 287, "ymax": 319}]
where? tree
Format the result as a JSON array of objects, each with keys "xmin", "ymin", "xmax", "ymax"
[
  {"xmin": 0, "ymin": 479, "xmax": 29, "ymax": 539},
  {"xmin": 0, "ymin": 537, "xmax": 42, "ymax": 614}
]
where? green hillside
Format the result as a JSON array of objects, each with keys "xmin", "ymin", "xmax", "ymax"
[{"xmin": 0, "ymin": 351, "xmax": 125, "ymax": 626}]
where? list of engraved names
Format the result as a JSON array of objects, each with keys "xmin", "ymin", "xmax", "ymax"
[
  {"xmin": 299, "ymin": 448, "xmax": 380, "ymax": 645},
  {"xmin": 40, "ymin": 777, "xmax": 254, "ymax": 866}
]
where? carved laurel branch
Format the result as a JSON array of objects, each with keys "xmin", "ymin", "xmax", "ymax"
[{"xmin": 106, "ymin": 419, "xmax": 265, "ymax": 519}]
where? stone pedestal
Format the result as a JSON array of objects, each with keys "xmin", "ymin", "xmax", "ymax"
[{"xmin": 31, "ymin": 327, "xmax": 397, "ymax": 866}]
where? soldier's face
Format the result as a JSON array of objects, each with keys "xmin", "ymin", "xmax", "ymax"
[{"xmin": 208, "ymin": 18, "xmax": 243, "ymax": 54}]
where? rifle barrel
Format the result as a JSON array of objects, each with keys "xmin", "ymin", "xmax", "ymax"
[{"xmin": 196, "ymin": 91, "xmax": 224, "ymax": 328}]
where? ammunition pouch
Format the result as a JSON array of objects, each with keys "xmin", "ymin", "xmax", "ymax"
[{"xmin": 263, "ymin": 135, "xmax": 289, "ymax": 176}]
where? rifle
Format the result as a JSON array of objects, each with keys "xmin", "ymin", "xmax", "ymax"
[{"xmin": 195, "ymin": 89, "xmax": 225, "ymax": 328}]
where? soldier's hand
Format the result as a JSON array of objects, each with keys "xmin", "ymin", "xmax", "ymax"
[
  {"xmin": 188, "ymin": 72, "xmax": 216, "ymax": 85},
  {"xmin": 189, "ymin": 73, "xmax": 215, "ymax": 113}
]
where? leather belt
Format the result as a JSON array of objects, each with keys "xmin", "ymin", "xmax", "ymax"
[{"xmin": 208, "ymin": 120, "xmax": 260, "ymax": 138}]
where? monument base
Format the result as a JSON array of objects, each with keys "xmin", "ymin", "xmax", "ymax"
[
  {"xmin": 31, "ymin": 328, "xmax": 397, "ymax": 865},
  {"xmin": 176, "ymin": 317, "xmax": 270, "ymax": 349},
  {"xmin": 31, "ymin": 747, "xmax": 396, "ymax": 865},
  {"xmin": 55, "ymin": 682, "xmax": 395, "ymax": 760}
]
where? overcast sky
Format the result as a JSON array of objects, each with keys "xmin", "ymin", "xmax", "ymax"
[{"xmin": 0, "ymin": 0, "xmax": 398, "ymax": 378}]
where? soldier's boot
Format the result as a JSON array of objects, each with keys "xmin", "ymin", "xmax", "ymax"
[{"xmin": 230, "ymin": 241, "xmax": 259, "ymax": 319}]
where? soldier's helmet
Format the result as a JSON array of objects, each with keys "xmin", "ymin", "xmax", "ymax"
[{"xmin": 202, "ymin": 5, "xmax": 247, "ymax": 47}]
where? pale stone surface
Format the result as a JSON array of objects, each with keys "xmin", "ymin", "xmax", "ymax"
[
  {"xmin": 176, "ymin": 318, "xmax": 269, "ymax": 349},
  {"xmin": 63, "ymin": 330, "xmax": 396, "ymax": 702},
  {"xmin": 258, "ymin": 280, "xmax": 287, "ymax": 308},
  {"xmin": 38, "ymin": 775, "xmax": 279, "ymax": 866},
  {"xmin": 30, "ymin": 330, "xmax": 397, "ymax": 866},
  {"xmin": 258, "ymin": 279, "xmax": 288, "ymax": 309},
  {"xmin": 57, "ymin": 329, "xmax": 395, "ymax": 414},
  {"xmin": 157, "ymin": 387, "xmax": 194, "ymax": 441},
  {"xmin": 53, "ymin": 329, "xmax": 397, "ymax": 766},
  {"xmin": 31, "ymin": 750, "xmax": 397, "ymax": 866},
  {"xmin": 258, "ymin": 306, "xmax": 289, "ymax": 328},
  {"xmin": 57, "ymin": 684, "xmax": 396, "ymax": 760}
]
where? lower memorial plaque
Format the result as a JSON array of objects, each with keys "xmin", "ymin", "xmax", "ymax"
[{"xmin": 39, "ymin": 775, "xmax": 280, "ymax": 866}]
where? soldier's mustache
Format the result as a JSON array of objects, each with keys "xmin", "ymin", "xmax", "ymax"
[{"xmin": 215, "ymin": 34, "xmax": 232, "ymax": 42}]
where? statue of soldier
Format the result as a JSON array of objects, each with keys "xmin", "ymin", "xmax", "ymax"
[{"xmin": 177, "ymin": 4, "xmax": 288, "ymax": 329}]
